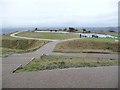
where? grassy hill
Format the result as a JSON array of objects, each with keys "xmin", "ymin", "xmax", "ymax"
[
  {"xmin": 16, "ymin": 31, "xmax": 79, "ymax": 40},
  {"xmin": 1, "ymin": 35, "xmax": 49, "ymax": 57},
  {"xmin": 54, "ymin": 38, "xmax": 119, "ymax": 53}
]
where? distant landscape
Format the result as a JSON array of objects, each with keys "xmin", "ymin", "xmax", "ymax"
[
  {"xmin": 1, "ymin": 27, "xmax": 119, "ymax": 57},
  {"xmin": 2, "ymin": 26, "xmax": 118, "ymax": 35}
]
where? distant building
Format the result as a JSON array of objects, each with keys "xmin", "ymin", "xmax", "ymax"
[{"xmin": 80, "ymin": 33, "xmax": 115, "ymax": 38}]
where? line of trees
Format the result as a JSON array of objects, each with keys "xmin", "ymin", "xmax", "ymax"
[{"xmin": 33, "ymin": 27, "xmax": 91, "ymax": 33}]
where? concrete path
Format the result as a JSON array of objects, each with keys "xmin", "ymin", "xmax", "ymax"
[
  {"xmin": 2, "ymin": 32, "xmax": 118, "ymax": 88},
  {"xmin": 2, "ymin": 66, "xmax": 118, "ymax": 88}
]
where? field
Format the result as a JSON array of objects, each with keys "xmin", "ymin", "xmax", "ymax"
[
  {"xmin": 14, "ymin": 55, "xmax": 118, "ymax": 73},
  {"xmin": 54, "ymin": 38, "xmax": 119, "ymax": 53},
  {"xmin": 95, "ymin": 32, "xmax": 119, "ymax": 37},
  {"xmin": 16, "ymin": 31, "xmax": 79, "ymax": 40},
  {"xmin": 1, "ymin": 35, "xmax": 49, "ymax": 57}
]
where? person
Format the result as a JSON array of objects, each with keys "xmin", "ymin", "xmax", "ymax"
[{"xmin": 80, "ymin": 34, "xmax": 81, "ymax": 38}]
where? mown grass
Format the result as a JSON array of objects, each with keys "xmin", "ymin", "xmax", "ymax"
[
  {"xmin": 54, "ymin": 39, "xmax": 119, "ymax": 53},
  {"xmin": 1, "ymin": 35, "xmax": 49, "ymax": 57},
  {"xmin": 16, "ymin": 31, "xmax": 79, "ymax": 40},
  {"xmin": 14, "ymin": 55, "xmax": 118, "ymax": 73}
]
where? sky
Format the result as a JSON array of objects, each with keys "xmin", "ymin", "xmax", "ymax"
[{"xmin": 1, "ymin": 0, "xmax": 119, "ymax": 28}]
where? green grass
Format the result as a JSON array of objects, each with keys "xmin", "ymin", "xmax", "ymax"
[
  {"xmin": 1, "ymin": 35, "xmax": 49, "ymax": 57},
  {"xmin": 1, "ymin": 47, "xmax": 24, "ymax": 57},
  {"xmin": 14, "ymin": 55, "xmax": 118, "ymax": 73},
  {"xmin": 80, "ymin": 38, "xmax": 118, "ymax": 42},
  {"xmin": 0, "ymin": 47, "xmax": 2, "ymax": 57},
  {"xmin": 95, "ymin": 32, "xmax": 119, "ymax": 37},
  {"xmin": 16, "ymin": 31, "xmax": 79, "ymax": 40},
  {"xmin": 54, "ymin": 38, "xmax": 119, "ymax": 53}
]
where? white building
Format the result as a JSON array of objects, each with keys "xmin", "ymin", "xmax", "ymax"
[{"xmin": 79, "ymin": 33, "xmax": 116, "ymax": 38}]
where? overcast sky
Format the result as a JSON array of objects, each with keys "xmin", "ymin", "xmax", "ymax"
[{"xmin": 1, "ymin": 0, "xmax": 119, "ymax": 28}]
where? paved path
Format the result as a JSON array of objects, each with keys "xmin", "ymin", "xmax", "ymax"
[
  {"xmin": 2, "ymin": 66, "xmax": 118, "ymax": 88},
  {"xmin": 2, "ymin": 32, "xmax": 118, "ymax": 88}
]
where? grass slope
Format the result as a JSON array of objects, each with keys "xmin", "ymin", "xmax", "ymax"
[
  {"xmin": 14, "ymin": 55, "xmax": 118, "ymax": 73},
  {"xmin": 16, "ymin": 31, "xmax": 79, "ymax": 40},
  {"xmin": 1, "ymin": 35, "xmax": 49, "ymax": 57},
  {"xmin": 54, "ymin": 38, "xmax": 119, "ymax": 53}
]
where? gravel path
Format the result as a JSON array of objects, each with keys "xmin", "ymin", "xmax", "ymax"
[{"xmin": 2, "ymin": 32, "xmax": 118, "ymax": 88}]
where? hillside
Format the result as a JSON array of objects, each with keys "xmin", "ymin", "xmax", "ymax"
[{"xmin": 1, "ymin": 35, "xmax": 49, "ymax": 57}]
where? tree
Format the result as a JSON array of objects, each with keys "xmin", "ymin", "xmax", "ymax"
[
  {"xmin": 35, "ymin": 28, "xmax": 38, "ymax": 30},
  {"xmin": 109, "ymin": 30, "xmax": 115, "ymax": 32},
  {"xmin": 59, "ymin": 29, "xmax": 62, "ymax": 31},
  {"xmin": 76, "ymin": 29, "xmax": 78, "ymax": 31},
  {"xmin": 68, "ymin": 27, "xmax": 76, "ymax": 32},
  {"xmin": 83, "ymin": 29, "xmax": 86, "ymax": 33},
  {"xmin": 88, "ymin": 31, "xmax": 91, "ymax": 33},
  {"xmin": 63, "ymin": 28, "xmax": 67, "ymax": 31}
]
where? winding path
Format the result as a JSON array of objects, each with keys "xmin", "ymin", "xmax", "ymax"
[
  {"xmin": 2, "ymin": 32, "xmax": 118, "ymax": 88},
  {"xmin": 10, "ymin": 32, "xmax": 59, "ymax": 41}
]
